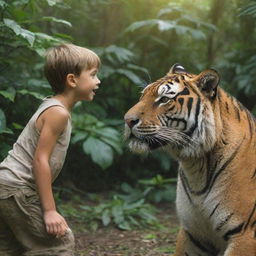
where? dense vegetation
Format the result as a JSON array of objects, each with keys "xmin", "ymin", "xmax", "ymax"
[{"xmin": 0, "ymin": 0, "xmax": 255, "ymax": 229}]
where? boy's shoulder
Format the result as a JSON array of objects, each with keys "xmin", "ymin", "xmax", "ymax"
[{"xmin": 37, "ymin": 104, "xmax": 70, "ymax": 134}]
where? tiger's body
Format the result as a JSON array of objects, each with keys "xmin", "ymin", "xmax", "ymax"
[{"xmin": 124, "ymin": 64, "xmax": 256, "ymax": 256}]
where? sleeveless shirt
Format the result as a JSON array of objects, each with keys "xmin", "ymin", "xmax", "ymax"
[{"xmin": 0, "ymin": 97, "xmax": 72, "ymax": 190}]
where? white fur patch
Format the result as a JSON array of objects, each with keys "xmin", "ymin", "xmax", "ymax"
[{"xmin": 157, "ymin": 82, "xmax": 182, "ymax": 100}]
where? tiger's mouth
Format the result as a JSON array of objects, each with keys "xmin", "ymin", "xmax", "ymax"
[{"xmin": 128, "ymin": 133, "xmax": 167, "ymax": 152}]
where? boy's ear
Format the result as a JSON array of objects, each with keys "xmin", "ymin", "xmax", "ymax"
[
  {"xmin": 195, "ymin": 69, "xmax": 220, "ymax": 99},
  {"xmin": 66, "ymin": 74, "xmax": 76, "ymax": 88},
  {"xmin": 167, "ymin": 63, "xmax": 186, "ymax": 75}
]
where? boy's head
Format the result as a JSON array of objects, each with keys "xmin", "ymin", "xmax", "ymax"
[{"xmin": 44, "ymin": 44, "xmax": 101, "ymax": 94}]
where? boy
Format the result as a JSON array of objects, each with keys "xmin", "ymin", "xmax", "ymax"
[{"xmin": 0, "ymin": 44, "xmax": 101, "ymax": 255}]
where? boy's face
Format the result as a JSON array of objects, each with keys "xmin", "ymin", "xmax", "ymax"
[{"xmin": 74, "ymin": 67, "xmax": 101, "ymax": 101}]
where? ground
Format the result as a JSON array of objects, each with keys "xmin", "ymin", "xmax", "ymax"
[{"xmin": 68, "ymin": 204, "xmax": 179, "ymax": 256}]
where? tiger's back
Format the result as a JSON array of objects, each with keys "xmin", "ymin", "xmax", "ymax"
[{"xmin": 124, "ymin": 64, "xmax": 256, "ymax": 255}]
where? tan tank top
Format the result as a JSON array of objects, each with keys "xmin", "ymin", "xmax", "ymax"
[{"xmin": 0, "ymin": 97, "xmax": 72, "ymax": 189}]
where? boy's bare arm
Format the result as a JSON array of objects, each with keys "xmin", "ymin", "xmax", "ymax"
[{"xmin": 33, "ymin": 106, "xmax": 69, "ymax": 237}]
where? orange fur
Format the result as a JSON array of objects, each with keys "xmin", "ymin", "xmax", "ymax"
[{"xmin": 124, "ymin": 65, "xmax": 256, "ymax": 255}]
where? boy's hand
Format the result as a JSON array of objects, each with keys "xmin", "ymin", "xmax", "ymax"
[{"xmin": 43, "ymin": 210, "xmax": 69, "ymax": 237}]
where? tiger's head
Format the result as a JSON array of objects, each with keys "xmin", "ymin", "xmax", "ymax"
[{"xmin": 124, "ymin": 64, "xmax": 220, "ymax": 158}]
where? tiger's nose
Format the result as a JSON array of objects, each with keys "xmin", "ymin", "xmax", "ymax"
[{"xmin": 124, "ymin": 114, "xmax": 140, "ymax": 128}]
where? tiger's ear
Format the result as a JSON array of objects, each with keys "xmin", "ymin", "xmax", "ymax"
[
  {"xmin": 167, "ymin": 63, "xmax": 186, "ymax": 75},
  {"xmin": 195, "ymin": 69, "xmax": 220, "ymax": 99}
]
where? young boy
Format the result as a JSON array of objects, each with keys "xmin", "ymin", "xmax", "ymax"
[{"xmin": 0, "ymin": 44, "xmax": 101, "ymax": 255}]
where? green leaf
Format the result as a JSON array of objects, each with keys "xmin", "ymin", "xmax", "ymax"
[
  {"xmin": 103, "ymin": 45, "xmax": 134, "ymax": 63},
  {"xmin": 71, "ymin": 131, "xmax": 88, "ymax": 144},
  {"xmin": 118, "ymin": 222, "xmax": 132, "ymax": 230},
  {"xmin": 42, "ymin": 16, "xmax": 72, "ymax": 27},
  {"xmin": 17, "ymin": 89, "xmax": 44, "ymax": 100},
  {"xmin": 12, "ymin": 122, "xmax": 24, "ymax": 130},
  {"xmin": 100, "ymin": 136, "xmax": 123, "ymax": 155},
  {"xmin": 0, "ymin": 109, "xmax": 6, "ymax": 134},
  {"xmin": 46, "ymin": 0, "xmax": 57, "ymax": 6},
  {"xmin": 3, "ymin": 19, "xmax": 35, "ymax": 46},
  {"xmin": 125, "ymin": 19, "xmax": 159, "ymax": 32},
  {"xmin": 112, "ymin": 205, "xmax": 124, "ymax": 224},
  {"xmin": 116, "ymin": 69, "xmax": 143, "ymax": 85},
  {"xmin": 0, "ymin": 0, "xmax": 7, "ymax": 8},
  {"xmin": 0, "ymin": 90, "xmax": 16, "ymax": 102},
  {"xmin": 12, "ymin": 0, "xmax": 30, "ymax": 5},
  {"xmin": 102, "ymin": 209, "xmax": 111, "ymax": 226},
  {"xmin": 83, "ymin": 137, "xmax": 113, "ymax": 169}
]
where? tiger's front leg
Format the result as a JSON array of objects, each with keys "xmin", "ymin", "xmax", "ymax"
[
  {"xmin": 173, "ymin": 228, "xmax": 215, "ymax": 256},
  {"xmin": 224, "ymin": 233, "xmax": 256, "ymax": 256},
  {"xmin": 172, "ymin": 228, "xmax": 186, "ymax": 256}
]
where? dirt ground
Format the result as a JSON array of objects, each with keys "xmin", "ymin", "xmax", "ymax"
[{"xmin": 69, "ymin": 204, "xmax": 179, "ymax": 256}]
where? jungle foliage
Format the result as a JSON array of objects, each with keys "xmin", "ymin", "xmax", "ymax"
[{"xmin": 0, "ymin": 0, "xmax": 255, "ymax": 220}]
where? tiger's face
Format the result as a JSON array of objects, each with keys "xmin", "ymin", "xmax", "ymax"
[{"xmin": 124, "ymin": 64, "xmax": 220, "ymax": 158}]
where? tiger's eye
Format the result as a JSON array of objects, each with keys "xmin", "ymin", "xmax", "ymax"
[{"xmin": 159, "ymin": 96, "xmax": 170, "ymax": 103}]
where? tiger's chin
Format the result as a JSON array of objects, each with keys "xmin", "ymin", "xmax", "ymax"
[
  {"xmin": 124, "ymin": 126, "xmax": 167, "ymax": 153},
  {"xmin": 127, "ymin": 137, "xmax": 167, "ymax": 153}
]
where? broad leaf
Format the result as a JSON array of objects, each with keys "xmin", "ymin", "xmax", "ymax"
[
  {"xmin": 3, "ymin": 19, "xmax": 35, "ymax": 46},
  {"xmin": 0, "ymin": 0, "xmax": 6, "ymax": 8},
  {"xmin": 83, "ymin": 137, "xmax": 113, "ymax": 169},
  {"xmin": 102, "ymin": 209, "xmax": 111, "ymax": 226},
  {"xmin": 0, "ymin": 90, "xmax": 16, "ymax": 102}
]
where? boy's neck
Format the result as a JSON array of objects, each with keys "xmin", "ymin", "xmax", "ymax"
[{"xmin": 53, "ymin": 93, "xmax": 77, "ymax": 113}]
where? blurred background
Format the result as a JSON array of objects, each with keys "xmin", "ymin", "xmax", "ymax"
[{"xmin": 0, "ymin": 0, "xmax": 256, "ymax": 230}]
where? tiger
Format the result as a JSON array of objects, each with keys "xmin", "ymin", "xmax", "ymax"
[{"xmin": 124, "ymin": 64, "xmax": 256, "ymax": 256}]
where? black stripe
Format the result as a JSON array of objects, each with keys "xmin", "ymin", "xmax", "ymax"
[
  {"xmin": 209, "ymin": 203, "xmax": 220, "ymax": 218},
  {"xmin": 179, "ymin": 171, "xmax": 193, "ymax": 204},
  {"xmin": 252, "ymin": 169, "xmax": 256, "ymax": 179},
  {"xmin": 223, "ymin": 222, "xmax": 244, "ymax": 241},
  {"xmin": 233, "ymin": 104, "xmax": 241, "ymax": 122},
  {"xmin": 178, "ymin": 98, "xmax": 184, "ymax": 114},
  {"xmin": 168, "ymin": 105, "xmax": 175, "ymax": 111},
  {"xmin": 179, "ymin": 154, "xmax": 215, "ymax": 196},
  {"xmin": 187, "ymin": 97, "xmax": 193, "ymax": 118},
  {"xmin": 186, "ymin": 232, "xmax": 209, "ymax": 253},
  {"xmin": 216, "ymin": 213, "xmax": 234, "ymax": 231},
  {"xmin": 179, "ymin": 87, "xmax": 190, "ymax": 95},
  {"xmin": 186, "ymin": 232, "xmax": 218, "ymax": 255},
  {"xmin": 206, "ymin": 139, "xmax": 243, "ymax": 196},
  {"xmin": 225, "ymin": 102, "xmax": 229, "ymax": 114},
  {"xmin": 243, "ymin": 202, "xmax": 256, "ymax": 231},
  {"xmin": 165, "ymin": 84, "xmax": 171, "ymax": 90},
  {"xmin": 245, "ymin": 109, "xmax": 254, "ymax": 139},
  {"xmin": 185, "ymin": 98, "xmax": 201, "ymax": 137}
]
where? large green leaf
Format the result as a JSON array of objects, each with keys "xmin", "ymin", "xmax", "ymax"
[
  {"xmin": 0, "ymin": 0, "xmax": 7, "ymax": 8},
  {"xmin": 83, "ymin": 137, "xmax": 113, "ymax": 169},
  {"xmin": 3, "ymin": 18, "xmax": 35, "ymax": 46},
  {"xmin": 0, "ymin": 90, "xmax": 16, "ymax": 102}
]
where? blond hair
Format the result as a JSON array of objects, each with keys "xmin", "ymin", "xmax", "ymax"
[{"xmin": 44, "ymin": 44, "xmax": 101, "ymax": 94}]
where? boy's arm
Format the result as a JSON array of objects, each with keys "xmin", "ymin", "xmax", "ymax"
[{"xmin": 33, "ymin": 106, "xmax": 69, "ymax": 237}]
